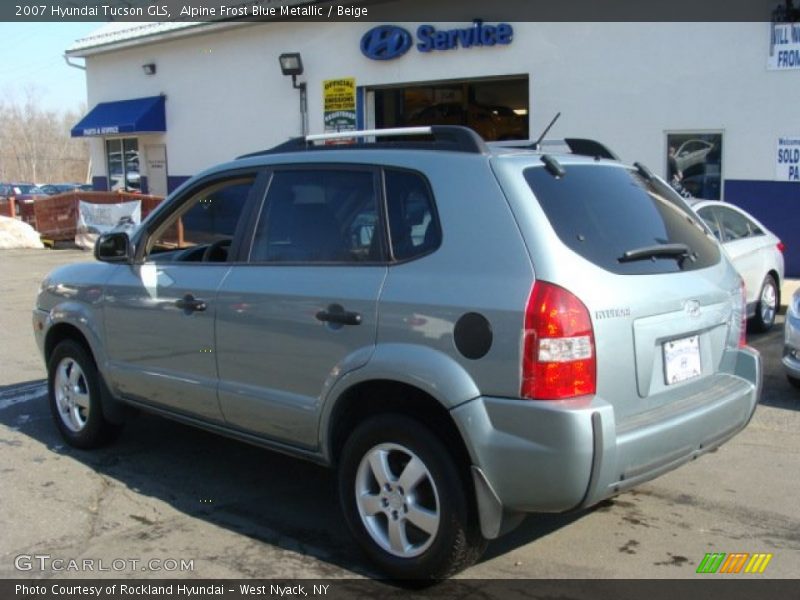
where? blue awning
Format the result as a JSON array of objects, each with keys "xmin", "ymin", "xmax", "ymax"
[{"xmin": 71, "ymin": 96, "xmax": 166, "ymax": 138}]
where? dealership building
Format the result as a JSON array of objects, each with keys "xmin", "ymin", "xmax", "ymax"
[{"xmin": 66, "ymin": 12, "xmax": 800, "ymax": 274}]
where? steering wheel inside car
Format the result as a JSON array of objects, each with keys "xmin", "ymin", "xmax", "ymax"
[{"xmin": 201, "ymin": 238, "xmax": 232, "ymax": 262}]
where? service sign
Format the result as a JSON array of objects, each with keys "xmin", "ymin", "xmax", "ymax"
[
  {"xmin": 768, "ymin": 23, "xmax": 800, "ymax": 70},
  {"xmin": 776, "ymin": 136, "xmax": 800, "ymax": 181},
  {"xmin": 361, "ymin": 20, "xmax": 513, "ymax": 61},
  {"xmin": 323, "ymin": 78, "xmax": 356, "ymax": 136}
]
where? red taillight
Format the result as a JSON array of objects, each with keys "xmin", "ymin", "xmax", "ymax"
[
  {"xmin": 522, "ymin": 281, "xmax": 596, "ymax": 400},
  {"xmin": 738, "ymin": 279, "xmax": 747, "ymax": 348},
  {"xmin": 777, "ymin": 241, "xmax": 785, "ymax": 253}
]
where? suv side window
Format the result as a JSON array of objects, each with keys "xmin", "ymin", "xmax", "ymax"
[
  {"xmin": 385, "ymin": 169, "xmax": 441, "ymax": 261},
  {"xmin": 145, "ymin": 177, "xmax": 255, "ymax": 263},
  {"xmin": 250, "ymin": 168, "xmax": 382, "ymax": 263}
]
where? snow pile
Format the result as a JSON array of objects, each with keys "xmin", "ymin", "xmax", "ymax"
[{"xmin": 0, "ymin": 216, "xmax": 44, "ymax": 249}]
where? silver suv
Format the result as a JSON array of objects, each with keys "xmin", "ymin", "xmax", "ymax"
[{"xmin": 33, "ymin": 127, "xmax": 761, "ymax": 579}]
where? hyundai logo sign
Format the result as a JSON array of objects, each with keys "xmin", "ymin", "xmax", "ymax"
[
  {"xmin": 361, "ymin": 21, "xmax": 514, "ymax": 61},
  {"xmin": 361, "ymin": 25, "xmax": 413, "ymax": 61}
]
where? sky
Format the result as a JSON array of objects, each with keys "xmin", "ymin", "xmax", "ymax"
[{"xmin": 0, "ymin": 22, "xmax": 102, "ymax": 114}]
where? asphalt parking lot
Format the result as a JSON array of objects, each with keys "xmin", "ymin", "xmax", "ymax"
[{"xmin": 1, "ymin": 248, "xmax": 798, "ymax": 580}]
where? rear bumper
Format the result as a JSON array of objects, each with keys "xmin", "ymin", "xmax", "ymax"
[{"xmin": 451, "ymin": 347, "xmax": 760, "ymax": 517}]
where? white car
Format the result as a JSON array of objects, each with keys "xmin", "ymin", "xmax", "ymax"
[
  {"xmin": 691, "ymin": 200, "xmax": 785, "ymax": 332},
  {"xmin": 784, "ymin": 288, "xmax": 800, "ymax": 388}
]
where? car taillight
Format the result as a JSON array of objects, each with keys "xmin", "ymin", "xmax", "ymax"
[
  {"xmin": 777, "ymin": 241, "xmax": 785, "ymax": 253},
  {"xmin": 738, "ymin": 279, "xmax": 747, "ymax": 348},
  {"xmin": 522, "ymin": 281, "xmax": 596, "ymax": 400}
]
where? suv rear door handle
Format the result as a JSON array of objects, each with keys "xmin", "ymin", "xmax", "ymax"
[
  {"xmin": 316, "ymin": 305, "xmax": 362, "ymax": 326},
  {"xmin": 175, "ymin": 294, "xmax": 207, "ymax": 313}
]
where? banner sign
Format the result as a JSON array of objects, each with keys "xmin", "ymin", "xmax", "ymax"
[
  {"xmin": 75, "ymin": 200, "xmax": 141, "ymax": 249},
  {"xmin": 323, "ymin": 78, "xmax": 357, "ymax": 136},
  {"xmin": 768, "ymin": 22, "xmax": 800, "ymax": 70}
]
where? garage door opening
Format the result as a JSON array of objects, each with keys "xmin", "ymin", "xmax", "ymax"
[{"xmin": 371, "ymin": 76, "xmax": 529, "ymax": 141}]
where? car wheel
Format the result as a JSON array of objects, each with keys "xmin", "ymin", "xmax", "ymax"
[
  {"xmin": 751, "ymin": 274, "xmax": 778, "ymax": 333},
  {"xmin": 48, "ymin": 340, "xmax": 122, "ymax": 449},
  {"xmin": 788, "ymin": 375, "xmax": 800, "ymax": 390},
  {"xmin": 338, "ymin": 414, "xmax": 486, "ymax": 580}
]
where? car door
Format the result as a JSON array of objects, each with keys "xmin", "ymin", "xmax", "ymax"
[
  {"xmin": 215, "ymin": 166, "xmax": 387, "ymax": 448},
  {"xmin": 102, "ymin": 172, "xmax": 262, "ymax": 421},
  {"xmin": 711, "ymin": 205, "xmax": 763, "ymax": 307}
]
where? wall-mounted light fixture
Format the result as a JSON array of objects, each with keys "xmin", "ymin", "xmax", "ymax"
[
  {"xmin": 142, "ymin": 63, "xmax": 157, "ymax": 75},
  {"xmin": 279, "ymin": 53, "xmax": 303, "ymax": 80},
  {"xmin": 279, "ymin": 53, "xmax": 307, "ymax": 136}
]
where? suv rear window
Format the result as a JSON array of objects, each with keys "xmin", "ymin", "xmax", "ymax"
[{"xmin": 524, "ymin": 164, "xmax": 720, "ymax": 275}]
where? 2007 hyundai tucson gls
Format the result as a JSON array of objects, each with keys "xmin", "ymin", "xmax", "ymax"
[{"xmin": 33, "ymin": 126, "xmax": 761, "ymax": 579}]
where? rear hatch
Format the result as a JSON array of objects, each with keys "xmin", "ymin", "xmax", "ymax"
[{"xmin": 492, "ymin": 156, "xmax": 743, "ymax": 425}]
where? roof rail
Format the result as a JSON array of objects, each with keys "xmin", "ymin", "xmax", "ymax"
[{"xmin": 237, "ymin": 125, "xmax": 489, "ymax": 159}]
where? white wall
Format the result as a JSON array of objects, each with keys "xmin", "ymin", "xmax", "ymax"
[{"xmin": 83, "ymin": 21, "xmax": 799, "ymax": 183}]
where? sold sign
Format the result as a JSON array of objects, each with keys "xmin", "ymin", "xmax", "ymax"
[{"xmin": 777, "ymin": 136, "xmax": 800, "ymax": 181}]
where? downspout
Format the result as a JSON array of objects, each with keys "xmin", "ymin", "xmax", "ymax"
[
  {"xmin": 64, "ymin": 54, "xmax": 89, "ymax": 185},
  {"xmin": 63, "ymin": 55, "xmax": 86, "ymax": 70}
]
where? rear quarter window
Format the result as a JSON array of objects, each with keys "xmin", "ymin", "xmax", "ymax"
[
  {"xmin": 385, "ymin": 169, "xmax": 441, "ymax": 261},
  {"xmin": 524, "ymin": 164, "xmax": 720, "ymax": 275}
]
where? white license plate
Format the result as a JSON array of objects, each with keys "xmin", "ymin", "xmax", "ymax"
[{"xmin": 663, "ymin": 335, "xmax": 701, "ymax": 385}]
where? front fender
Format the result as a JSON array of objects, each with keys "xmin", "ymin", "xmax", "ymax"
[
  {"xmin": 41, "ymin": 300, "xmax": 108, "ymax": 371},
  {"xmin": 35, "ymin": 261, "xmax": 115, "ymax": 369}
]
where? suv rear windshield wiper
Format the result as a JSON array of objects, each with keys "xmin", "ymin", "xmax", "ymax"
[{"xmin": 618, "ymin": 243, "xmax": 692, "ymax": 263}]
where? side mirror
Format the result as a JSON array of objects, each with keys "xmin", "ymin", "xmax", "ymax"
[{"xmin": 95, "ymin": 231, "xmax": 132, "ymax": 263}]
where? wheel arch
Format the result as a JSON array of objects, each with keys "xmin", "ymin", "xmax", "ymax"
[
  {"xmin": 45, "ymin": 322, "xmax": 94, "ymax": 365},
  {"xmin": 326, "ymin": 379, "xmax": 475, "ymax": 475},
  {"xmin": 320, "ymin": 343, "xmax": 482, "ymax": 465},
  {"xmin": 44, "ymin": 321, "xmax": 127, "ymax": 425},
  {"xmin": 766, "ymin": 269, "xmax": 781, "ymax": 308}
]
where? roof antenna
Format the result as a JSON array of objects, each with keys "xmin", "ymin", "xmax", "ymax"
[{"xmin": 532, "ymin": 112, "xmax": 561, "ymax": 151}]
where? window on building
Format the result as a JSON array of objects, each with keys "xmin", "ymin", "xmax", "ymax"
[
  {"xmin": 374, "ymin": 76, "xmax": 529, "ymax": 142},
  {"xmin": 666, "ymin": 132, "xmax": 723, "ymax": 200},
  {"xmin": 250, "ymin": 168, "xmax": 382, "ymax": 263},
  {"xmin": 106, "ymin": 138, "xmax": 140, "ymax": 192}
]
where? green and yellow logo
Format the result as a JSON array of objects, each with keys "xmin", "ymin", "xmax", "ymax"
[{"xmin": 696, "ymin": 552, "xmax": 773, "ymax": 574}]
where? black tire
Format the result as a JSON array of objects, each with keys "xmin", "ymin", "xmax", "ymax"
[
  {"xmin": 47, "ymin": 340, "xmax": 122, "ymax": 449},
  {"xmin": 750, "ymin": 274, "xmax": 778, "ymax": 333},
  {"xmin": 338, "ymin": 414, "xmax": 486, "ymax": 580},
  {"xmin": 788, "ymin": 375, "xmax": 800, "ymax": 390}
]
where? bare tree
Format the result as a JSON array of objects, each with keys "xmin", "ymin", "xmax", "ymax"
[{"xmin": 0, "ymin": 89, "xmax": 89, "ymax": 184}]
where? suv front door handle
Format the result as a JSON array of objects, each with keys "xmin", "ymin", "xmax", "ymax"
[
  {"xmin": 175, "ymin": 294, "xmax": 207, "ymax": 313},
  {"xmin": 316, "ymin": 304, "xmax": 362, "ymax": 326}
]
